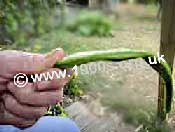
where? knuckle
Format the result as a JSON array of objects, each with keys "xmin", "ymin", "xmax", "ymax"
[
  {"xmin": 55, "ymin": 92, "xmax": 63, "ymax": 103},
  {"xmin": 7, "ymin": 82, "xmax": 15, "ymax": 91},
  {"xmin": 16, "ymin": 93, "xmax": 30, "ymax": 105},
  {"xmin": 17, "ymin": 93, "xmax": 25, "ymax": 102},
  {"xmin": 4, "ymin": 95, "xmax": 16, "ymax": 111},
  {"xmin": 16, "ymin": 83, "xmax": 34, "ymax": 104},
  {"xmin": 57, "ymin": 78, "xmax": 69, "ymax": 87}
]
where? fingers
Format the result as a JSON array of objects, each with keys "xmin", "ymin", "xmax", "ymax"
[
  {"xmin": 3, "ymin": 94, "xmax": 47, "ymax": 119},
  {"xmin": 0, "ymin": 84, "xmax": 6, "ymax": 92},
  {"xmin": 0, "ymin": 77, "xmax": 8, "ymax": 91},
  {"xmin": 35, "ymin": 68, "xmax": 71, "ymax": 91},
  {"xmin": 0, "ymin": 77, "xmax": 8, "ymax": 84},
  {"xmin": 36, "ymin": 78, "xmax": 69, "ymax": 91},
  {"xmin": 0, "ymin": 104, "xmax": 35, "ymax": 127},
  {"xmin": 7, "ymin": 82, "xmax": 63, "ymax": 106},
  {"xmin": 1, "ymin": 48, "xmax": 64, "ymax": 77}
]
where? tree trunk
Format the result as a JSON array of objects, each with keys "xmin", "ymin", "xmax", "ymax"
[{"xmin": 158, "ymin": 0, "xmax": 175, "ymax": 122}]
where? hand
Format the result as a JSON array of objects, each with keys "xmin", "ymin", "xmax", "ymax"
[{"xmin": 0, "ymin": 48, "xmax": 70, "ymax": 127}]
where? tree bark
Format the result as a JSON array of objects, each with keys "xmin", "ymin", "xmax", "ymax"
[{"xmin": 158, "ymin": 0, "xmax": 175, "ymax": 122}]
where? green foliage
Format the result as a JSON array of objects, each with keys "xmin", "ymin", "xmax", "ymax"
[
  {"xmin": 65, "ymin": 77, "xmax": 84, "ymax": 96},
  {"xmin": 0, "ymin": 0, "xmax": 60, "ymax": 46},
  {"xmin": 67, "ymin": 11, "xmax": 113, "ymax": 37},
  {"xmin": 45, "ymin": 104, "xmax": 68, "ymax": 117}
]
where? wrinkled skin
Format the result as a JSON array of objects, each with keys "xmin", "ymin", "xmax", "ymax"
[{"xmin": 0, "ymin": 48, "xmax": 70, "ymax": 127}]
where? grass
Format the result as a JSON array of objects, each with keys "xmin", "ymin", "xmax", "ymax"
[{"xmin": 66, "ymin": 10, "xmax": 113, "ymax": 36}]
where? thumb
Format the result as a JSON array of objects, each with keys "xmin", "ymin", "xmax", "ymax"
[
  {"xmin": 3, "ymin": 48, "xmax": 64, "ymax": 76},
  {"xmin": 44, "ymin": 48, "xmax": 64, "ymax": 69}
]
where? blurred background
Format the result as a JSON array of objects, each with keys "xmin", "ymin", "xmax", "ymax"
[{"xmin": 0, "ymin": 0, "xmax": 175, "ymax": 132}]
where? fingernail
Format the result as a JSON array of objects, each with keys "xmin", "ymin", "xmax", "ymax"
[
  {"xmin": 51, "ymin": 48, "xmax": 64, "ymax": 61},
  {"xmin": 45, "ymin": 48, "xmax": 64, "ymax": 68},
  {"xmin": 55, "ymin": 48, "xmax": 63, "ymax": 51}
]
